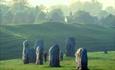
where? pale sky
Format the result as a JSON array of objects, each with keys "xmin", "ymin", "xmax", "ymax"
[
  {"xmin": 28, "ymin": 0, "xmax": 115, "ymax": 8},
  {"xmin": 4, "ymin": 0, "xmax": 115, "ymax": 8}
]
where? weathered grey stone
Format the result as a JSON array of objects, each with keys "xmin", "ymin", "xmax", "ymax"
[
  {"xmin": 66, "ymin": 37, "xmax": 76, "ymax": 57},
  {"xmin": 36, "ymin": 46, "xmax": 40, "ymax": 64},
  {"xmin": 35, "ymin": 40, "xmax": 44, "ymax": 65},
  {"xmin": 81, "ymin": 48, "xmax": 88, "ymax": 70},
  {"xmin": 75, "ymin": 48, "xmax": 88, "ymax": 70},
  {"xmin": 22, "ymin": 40, "xmax": 29, "ymax": 64},
  {"xmin": 27, "ymin": 48, "xmax": 36, "ymax": 63},
  {"xmin": 49, "ymin": 44, "xmax": 60, "ymax": 67},
  {"xmin": 22, "ymin": 40, "xmax": 36, "ymax": 64}
]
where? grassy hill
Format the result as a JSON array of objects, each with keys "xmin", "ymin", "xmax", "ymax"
[
  {"xmin": 0, "ymin": 22, "xmax": 115, "ymax": 60},
  {"xmin": 0, "ymin": 51, "xmax": 115, "ymax": 70}
]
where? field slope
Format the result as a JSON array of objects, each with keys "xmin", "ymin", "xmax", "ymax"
[{"xmin": 0, "ymin": 22, "xmax": 115, "ymax": 60}]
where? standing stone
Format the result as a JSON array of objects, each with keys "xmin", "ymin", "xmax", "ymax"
[
  {"xmin": 22, "ymin": 40, "xmax": 36, "ymax": 64},
  {"xmin": 22, "ymin": 40, "xmax": 29, "ymax": 64},
  {"xmin": 44, "ymin": 52, "xmax": 48, "ymax": 62},
  {"xmin": 36, "ymin": 46, "xmax": 40, "ymax": 64},
  {"xmin": 66, "ymin": 37, "xmax": 76, "ymax": 57},
  {"xmin": 27, "ymin": 48, "xmax": 36, "ymax": 63},
  {"xmin": 81, "ymin": 48, "xmax": 88, "ymax": 70},
  {"xmin": 49, "ymin": 44, "xmax": 60, "ymax": 67},
  {"xmin": 35, "ymin": 40, "xmax": 44, "ymax": 65},
  {"xmin": 75, "ymin": 48, "xmax": 88, "ymax": 70},
  {"xmin": 60, "ymin": 51, "xmax": 64, "ymax": 61}
]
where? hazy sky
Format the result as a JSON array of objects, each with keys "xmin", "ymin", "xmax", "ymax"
[
  {"xmin": 28, "ymin": 0, "xmax": 115, "ymax": 8},
  {"xmin": 4, "ymin": 0, "xmax": 115, "ymax": 8}
]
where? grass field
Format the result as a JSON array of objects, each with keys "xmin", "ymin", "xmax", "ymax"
[
  {"xmin": 0, "ymin": 22, "xmax": 115, "ymax": 70},
  {"xmin": 0, "ymin": 51, "xmax": 115, "ymax": 70}
]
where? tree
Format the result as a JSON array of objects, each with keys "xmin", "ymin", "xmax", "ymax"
[
  {"xmin": 72, "ymin": 11, "xmax": 98, "ymax": 24},
  {"xmin": 0, "ymin": 4, "xmax": 13, "ymax": 24},
  {"xmin": 82, "ymin": 0, "xmax": 103, "ymax": 16},
  {"xmin": 48, "ymin": 9, "xmax": 65, "ymax": 23},
  {"xmin": 70, "ymin": 0, "xmax": 103, "ymax": 18},
  {"xmin": 11, "ymin": 0, "xmax": 30, "ymax": 24},
  {"xmin": 34, "ymin": 6, "xmax": 47, "ymax": 24},
  {"xmin": 105, "ymin": 7, "xmax": 115, "ymax": 16},
  {"xmin": 101, "ymin": 14, "xmax": 115, "ymax": 27}
]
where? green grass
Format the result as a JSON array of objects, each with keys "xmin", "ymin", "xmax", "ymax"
[
  {"xmin": 0, "ymin": 51, "xmax": 115, "ymax": 70},
  {"xmin": 0, "ymin": 22, "xmax": 115, "ymax": 60}
]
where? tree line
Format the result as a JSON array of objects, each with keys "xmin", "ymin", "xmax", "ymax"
[{"xmin": 0, "ymin": 0, "xmax": 115, "ymax": 27}]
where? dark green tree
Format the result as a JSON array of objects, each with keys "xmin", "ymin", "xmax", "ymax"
[
  {"xmin": 48, "ymin": 9, "xmax": 65, "ymax": 23},
  {"xmin": 101, "ymin": 14, "xmax": 115, "ymax": 27},
  {"xmin": 72, "ymin": 11, "xmax": 98, "ymax": 24}
]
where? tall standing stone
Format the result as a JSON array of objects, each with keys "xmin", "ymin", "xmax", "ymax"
[
  {"xmin": 22, "ymin": 40, "xmax": 36, "ymax": 64},
  {"xmin": 49, "ymin": 44, "xmax": 60, "ymax": 67},
  {"xmin": 35, "ymin": 40, "xmax": 44, "ymax": 65},
  {"xmin": 75, "ymin": 48, "xmax": 88, "ymax": 70},
  {"xmin": 22, "ymin": 40, "xmax": 29, "ymax": 64},
  {"xmin": 66, "ymin": 37, "xmax": 76, "ymax": 57},
  {"xmin": 27, "ymin": 48, "xmax": 36, "ymax": 63},
  {"xmin": 81, "ymin": 48, "xmax": 88, "ymax": 70}
]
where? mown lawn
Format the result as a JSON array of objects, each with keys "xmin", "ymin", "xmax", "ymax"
[{"xmin": 0, "ymin": 51, "xmax": 115, "ymax": 70}]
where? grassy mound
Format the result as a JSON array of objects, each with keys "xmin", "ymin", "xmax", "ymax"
[{"xmin": 0, "ymin": 22, "xmax": 115, "ymax": 60}]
